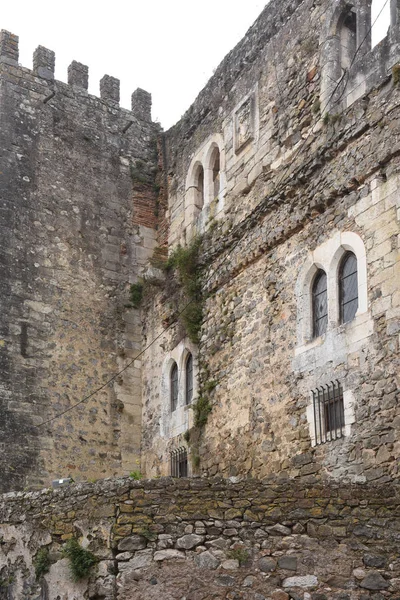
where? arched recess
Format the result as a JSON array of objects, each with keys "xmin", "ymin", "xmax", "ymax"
[
  {"xmin": 185, "ymin": 134, "xmax": 226, "ymax": 236},
  {"xmin": 320, "ymin": 0, "xmax": 370, "ymax": 112}
]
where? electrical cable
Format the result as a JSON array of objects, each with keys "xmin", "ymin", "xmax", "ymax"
[{"xmin": 0, "ymin": 0, "xmax": 394, "ymax": 445}]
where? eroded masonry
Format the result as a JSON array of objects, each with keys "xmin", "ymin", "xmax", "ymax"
[{"xmin": 1, "ymin": 0, "xmax": 400, "ymax": 597}]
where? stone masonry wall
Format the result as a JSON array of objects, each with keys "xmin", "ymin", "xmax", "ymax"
[
  {"xmin": 140, "ymin": 0, "xmax": 400, "ymax": 481},
  {"xmin": 0, "ymin": 32, "xmax": 160, "ymax": 492},
  {"xmin": 1, "ymin": 477, "xmax": 400, "ymax": 599}
]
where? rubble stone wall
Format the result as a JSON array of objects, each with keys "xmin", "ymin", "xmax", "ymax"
[
  {"xmin": 1, "ymin": 477, "xmax": 400, "ymax": 600},
  {"xmin": 141, "ymin": 0, "xmax": 400, "ymax": 480}
]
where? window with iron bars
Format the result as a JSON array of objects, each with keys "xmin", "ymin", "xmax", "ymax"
[
  {"xmin": 312, "ymin": 381, "xmax": 345, "ymax": 445},
  {"xmin": 170, "ymin": 447, "xmax": 188, "ymax": 478}
]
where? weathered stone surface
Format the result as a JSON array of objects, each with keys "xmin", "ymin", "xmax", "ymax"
[
  {"xmin": 359, "ymin": 572, "xmax": 389, "ymax": 590},
  {"xmin": 363, "ymin": 554, "xmax": 387, "ymax": 569},
  {"xmin": 259, "ymin": 557, "xmax": 277, "ymax": 572},
  {"xmin": 194, "ymin": 551, "xmax": 220, "ymax": 570},
  {"xmin": 282, "ymin": 575, "xmax": 318, "ymax": 589},
  {"xmin": 120, "ymin": 550, "xmax": 153, "ymax": 571},
  {"xmin": 117, "ymin": 535, "xmax": 147, "ymax": 552},
  {"xmin": 278, "ymin": 556, "xmax": 297, "ymax": 571},
  {"xmin": 176, "ymin": 534, "xmax": 205, "ymax": 549},
  {"xmin": 153, "ymin": 549, "xmax": 186, "ymax": 561}
]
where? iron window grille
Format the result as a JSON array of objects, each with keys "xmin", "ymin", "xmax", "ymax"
[
  {"xmin": 312, "ymin": 381, "xmax": 345, "ymax": 445},
  {"xmin": 339, "ymin": 251, "xmax": 358, "ymax": 324},
  {"xmin": 170, "ymin": 447, "xmax": 188, "ymax": 478},
  {"xmin": 171, "ymin": 362, "xmax": 178, "ymax": 412},
  {"xmin": 312, "ymin": 270, "xmax": 328, "ymax": 338},
  {"xmin": 185, "ymin": 353, "xmax": 193, "ymax": 405}
]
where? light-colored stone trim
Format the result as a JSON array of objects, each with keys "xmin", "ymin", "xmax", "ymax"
[{"xmin": 160, "ymin": 340, "xmax": 198, "ymax": 439}]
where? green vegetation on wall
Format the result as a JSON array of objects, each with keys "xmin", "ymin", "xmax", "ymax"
[{"xmin": 63, "ymin": 539, "xmax": 97, "ymax": 581}]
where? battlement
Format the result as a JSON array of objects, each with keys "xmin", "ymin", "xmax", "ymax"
[{"xmin": 0, "ymin": 29, "xmax": 152, "ymax": 122}]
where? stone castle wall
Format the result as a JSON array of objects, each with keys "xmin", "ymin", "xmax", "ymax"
[
  {"xmin": 0, "ymin": 31, "xmax": 160, "ymax": 491},
  {"xmin": 140, "ymin": 0, "xmax": 400, "ymax": 480},
  {"xmin": 1, "ymin": 477, "xmax": 400, "ymax": 599}
]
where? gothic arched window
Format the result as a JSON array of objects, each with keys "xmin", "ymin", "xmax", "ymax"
[
  {"xmin": 313, "ymin": 270, "xmax": 328, "ymax": 338},
  {"xmin": 185, "ymin": 353, "xmax": 193, "ymax": 405},
  {"xmin": 170, "ymin": 362, "xmax": 178, "ymax": 412},
  {"xmin": 339, "ymin": 252, "xmax": 358, "ymax": 324}
]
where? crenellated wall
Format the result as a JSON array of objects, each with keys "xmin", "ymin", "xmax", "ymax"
[{"xmin": 0, "ymin": 30, "xmax": 160, "ymax": 491}]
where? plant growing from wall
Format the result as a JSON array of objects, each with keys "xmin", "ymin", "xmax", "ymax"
[
  {"xmin": 63, "ymin": 539, "xmax": 97, "ymax": 581},
  {"xmin": 126, "ymin": 282, "xmax": 144, "ymax": 309},
  {"xmin": 34, "ymin": 547, "xmax": 51, "ymax": 580},
  {"xmin": 164, "ymin": 236, "xmax": 203, "ymax": 344},
  {"xmin": 228, "ymin": 547, "xmax": 249, "ymax": 565}
]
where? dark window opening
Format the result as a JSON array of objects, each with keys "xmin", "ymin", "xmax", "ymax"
[
  {"xmin": 312, "ymin": 381, "xmax": 345, "ymax": 445},
  {"xmin": 312, "ymin": 270, "xmax": 328, "ymax": 338},
  {"xmin": 170, "ymin": 362, "xmax": 178, "ymax": 412},
  {"xmin": 20, "ymin": 322, "xmax": 28, "ymax": 357},
  {"xmin": 211, "ymin": 146, "xmax": 221, "ymax": 200},
  {"xmin": 340, "ymin": 7, "xmax": 357, "ymax": 70},
  {"xmin": 195, "ymin": 165, "xmax": 204, "ymax": 209},
  {"xmin": 170, "ymin": 447, "xmax": 188, "ymax": 478},
  {"xmin": 339, "ymin": 251, "xmax": 358, "ymax": 324},
  {"xmin": 185, "ymin": 353, "xmax": 193, "ymax": 405}
]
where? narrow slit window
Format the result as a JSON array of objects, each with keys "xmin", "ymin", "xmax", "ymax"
[
  {"xmin": 170, "ymin": 362, "xmax": 178, "ymax": 412},
  {"xmin": 170, "ymin": 447, "xmax": 188, "ymax": 478},
  {"xmin": 211, "ymin": 146, "xmax": 221, "ymax": 200},
  {"xmin": 312, "ymin": 381, "xmax": 345, "ymax": 445},
  {"xmin": 195, "ymin": 165, "xmax": 204, "ymax": 209},
  {"xmin": 312, "ymin": 270, "xmax": 328, "ymax": 338},
  {"xmin": 340, "ymin": 7, "xmax": 357, "ymax": 70},
  {"xmin": 185, "ymin": 353, "xmax": 193, "ymax": 405},
  {"xmin": 339, "ymin": 251, "xmax": 358, "ymax": 324}
]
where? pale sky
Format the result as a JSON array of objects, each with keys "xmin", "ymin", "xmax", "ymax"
[
  {"xmin": 1, "ymin": 1, "xmax": 391, "ymax": 130},
  {"xmin": 1, "ymin": 0, "xmax": 266, "ymax": 129}
]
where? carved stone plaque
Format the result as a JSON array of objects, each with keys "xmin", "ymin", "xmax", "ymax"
[{"xmin": 234, "ymin": 94, "xmax": 255, "ymax": 153}]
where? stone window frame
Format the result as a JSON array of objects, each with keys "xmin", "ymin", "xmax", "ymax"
[
  {"xmin": 320, "ymin": 0, "xmax": 399, "ymax": 113},
  {"xmin": 296, "ymin": 231, "xmax": 368, "ymax": 350},
  {"xmin": 306, "ymin": 386, "xmax": 356, "ymax": 447},
  {"xmin": 160, "ymin": 341, "xmax": 198, "ymax": 439},
  {"xmin": 185, "ymin": 134, "xmax": 226, "ymax": 235}
]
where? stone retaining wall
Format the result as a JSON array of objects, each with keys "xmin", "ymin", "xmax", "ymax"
[{"xmin": 1, "ymin": 477, "xmax": 400, "ymax": 599}]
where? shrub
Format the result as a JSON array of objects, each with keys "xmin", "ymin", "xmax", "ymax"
[
  {"xmin": 63, "ymin": 539, "xmax": 97, "ymax": 581},
  {"xmin": 34, "ymin": 547, "xmax": 51, "ymax": 580}
]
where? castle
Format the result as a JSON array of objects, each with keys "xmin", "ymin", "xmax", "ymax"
[
  {"xmin": 0, "ymin": 0, "xmax": 399, "ymax": 492},
  {"xmin": 1, "ymin": 0, "xmax": 400, "ymax": 597}
]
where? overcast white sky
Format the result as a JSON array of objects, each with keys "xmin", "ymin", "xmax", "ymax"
[
  {"xmin": 1, "ymin": 1, "xmax": 390, "ymax": 129},
  {"xmin": 1, "ymin": 0, "xmax": 266, "ymax": 129}
]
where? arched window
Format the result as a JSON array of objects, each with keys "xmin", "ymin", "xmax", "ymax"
[
  {"xmin": 339, "ymin": 252, "xmax": 358, "ymax": 324},
  {"xmin": 170, "ymin": 362, "xmax": 178, "ymax": 412},
  {"xmin": 185, "ymin": 353, "xmax": 193, "ymax": 405},
  {"xmin": 210, "ymin": 146, "xmax": 220, "ymax": 201},
  {"xmin": 195, "ymin": 165, "xmax": 204, "ymax": 209},
  {"xmin": 339, "ymin": 6, "xmax": 357, "ymax": 71},
  {"xmin": 313, "ymin": 270, "xmax": 328, "ymax": 338},
  {"xmin": 371, "ymin": 0, "xmax": 390, "ymax": 49}
]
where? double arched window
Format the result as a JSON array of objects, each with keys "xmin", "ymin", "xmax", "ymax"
[
  {"xmin": 185, "ymin": 136, "xmax": 226, "ymax": 235},
  {"xmin": 311, "ymin": 251, "xmax": 359, "ymax": 338},
  {"xmin": 170, "ymin": 352, "xmax": 194, "ymax": 412}
]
